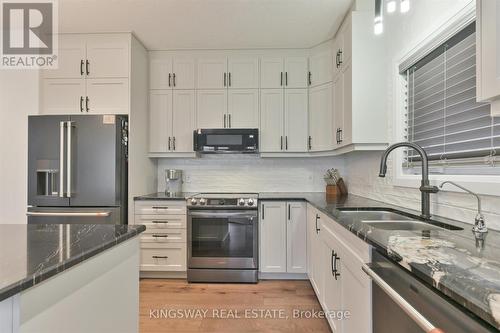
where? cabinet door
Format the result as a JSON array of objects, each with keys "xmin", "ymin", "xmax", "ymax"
[
  {"xmin": 42, "ymin": 35, "xmax": 86, "ymax": 79},
  {"xmin": 310, "ymin": 49, "xmax": 333, "ymax": 87},
  {"xmin": 284, "ymin": 57, "xmax": 308, "ymax": 88},
  {"xmin": 323, "ymin": 245, "xmax": 343, "ymax": 333},
  {"xmin": 284, "ymin": 89, "xmax": 308, "ymax": 152},
  {"xmin": 309, "ymin": 83, "xmax": 333, "ymax": 151},
  {"xmin": 341, "ymin": 63, "xmax": 352, "ymax": 147},
  {"xmin": 286, "ymin": 202, "xmax": 307, "ymax": 273},
  {"xmin": 227, "ymin": 89, "xmax": 259, "ymax": 128},
  {"xmin": 196, "ymin": 89, "xmax": 227, "ymax": 128},
  {"xmin": 86, "ymin": 35, "xmax": 129, "ymax": 78},
  {"xmin": 333, "ymin": 74, "xmax": 343, "ymax": 147},
  {"xmin": 197, "ymin": 57, "xmax": 227, "ymax": 89},
  {"xmin": 86, "ymin": 78, "xmax": 129, "ymax": 114},
  {"xmin": 477, "ymin": 0, "xmax": 500, "ymax": 105},
  {"xmin": 259, "ymin": 202, "xmax": 287, "ymax": 273},
  {"xmin": 172, "ymin": 57, "xmax": 196, "ymax": 89},
  {"xmin": 172, "ymin": 90, "xmax": 196, "ymax": 152},
  {"xmin": 40, "ymin": 78, "xmax": 86, "ymax": 114},
  {"xmin": 228, "ymin": 57, "xmax": 259, "ymax": 88},
  {"xmin": 261, "ymin": 57, "xmax": 284, "ymax": 88},
  {"xmin": 338, "ymin": 245, "xmax": 371, "ymax": 333},
  {"xmin": 260, "ymin": 89, "xmax": 284, "ymax": 152},
  {"xmin": 150, "ymin": 57, "xmax": 173, "ymax": 89},
  {"xmin": 149, "ymin": 90, "xmax": 172, "ymax": 153}
]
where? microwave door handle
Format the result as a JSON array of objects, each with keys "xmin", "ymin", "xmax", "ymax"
[{"xmin": 59, "ymin": 121, "xmax": 65, "ymax": 198}]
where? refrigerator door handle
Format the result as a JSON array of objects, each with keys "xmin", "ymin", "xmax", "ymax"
[
  {"xmin": 59, "ymin": 121, "xmax": 65, "ymax": 198},
  {"xmin": 26, "ymin": 211, "xmax": 111, "ymax": 217},
  {"xmin": 66, "ymin": 121, "xmax": 74, "ymax": 198}
]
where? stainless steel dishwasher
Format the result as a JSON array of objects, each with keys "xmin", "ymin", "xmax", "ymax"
[{"xmin": 363, "ymin": 250, "xmax": 496, "ymax": 333}]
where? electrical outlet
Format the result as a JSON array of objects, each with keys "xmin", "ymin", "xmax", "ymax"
[{"xmin": 185, "ymin": 175, "xmax": 191, "ymax": 183}]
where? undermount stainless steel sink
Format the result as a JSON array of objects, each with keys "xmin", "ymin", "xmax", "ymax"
[{"xmin": 337, "ymin": 208, "xmax": 463, "ymax": 231}]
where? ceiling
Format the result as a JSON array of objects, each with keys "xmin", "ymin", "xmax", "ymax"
[{"xmin": 58, "ymin": 0, "xmax": 353, "ymax": 50}]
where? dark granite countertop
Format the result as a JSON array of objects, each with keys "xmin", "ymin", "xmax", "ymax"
[
  {"xmin": 135, "ymin": 191, "xmax": 500, "ymax": 329},
  {"xmin": 0, "ymin": 224, "xmax": 145, "ymax": 302}
]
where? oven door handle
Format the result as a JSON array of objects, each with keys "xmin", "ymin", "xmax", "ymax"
[{"xmin": 188, "ymin": 211, "xmax": 257, "ymax": 219}]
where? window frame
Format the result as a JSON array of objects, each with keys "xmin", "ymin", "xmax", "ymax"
[{"xmin": 391, "ymin": 2, "xmax": 500, "ymax": 196}]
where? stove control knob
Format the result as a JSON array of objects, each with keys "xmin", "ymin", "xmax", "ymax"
[
  {"xmin": 247, "ymin": 199, "xmax": 255, "ymax": 206},
  {"xmin": 190, "ymin": 198, "xmax": 198, "ymax": 205},
  {"xmin": 238, "ymin": 198, "xmax": 246, "ymax": 206},
  {"xmin": 199, "ymin": 198, "xmax": 207, "ymax": 205}
]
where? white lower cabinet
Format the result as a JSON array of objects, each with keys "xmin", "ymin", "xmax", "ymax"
[
  {"xmin": 308, "ymin": 204, "xmax": 372, "ymax": 333},
  {"xmin": 260, "ymin": 201, "xmax": 307, "ymax": 274},
  {"xmin": 134, "ymin": 200, "xmax": 187, "ymax": 272}
]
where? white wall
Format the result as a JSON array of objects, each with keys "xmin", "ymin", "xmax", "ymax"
[
  {"xmin": 345, "ymin": 0, "xmax": 500, "ymax": 231},
  {"xmin": 0, "ymin": 70, "xmax": 39, "ymax": 224},
  {"xmin": 157, "ymin": 156, "xmax": 345, "ymax": 193}
]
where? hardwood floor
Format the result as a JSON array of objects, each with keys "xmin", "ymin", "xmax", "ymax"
[{"xmin": 140, "ymin": 279, "xmax": 331, "ymax": 333}]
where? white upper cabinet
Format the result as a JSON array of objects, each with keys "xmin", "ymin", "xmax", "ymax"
[
  {"xmin": 42, "ymin": 35, "xmax": 86, "ymax": 79},
  {"xmin": 150, "ymin": 57, "xmax": 173, "ymax": 89},
  {"xmin": 150, "ymin": 55, "xmax": 196, "ymax": 90},
  {"xmin": 171, "ymin": 90, "xmax": 196, "ymax": 152},
  {"xmin": 261, "ymin": 57, "xmax": 284, "ymax": 88},
  {"xmin": 284, "ymin": 89, "xmax": 308, "ymax": 152},
  {"xmin": 41, "ymin": 79, "xmax": 86, "ymax": 114},
  {"xmin": 39, "ymin": 33, "xmax": 133, "ymax": 115},
  {"xmin": 227, "ymin": 89, "xmax": 259, "ymax": 128},
  {"xmin": 284, "ymin": 57, "xmax": 308, "ymax": 88},
  {"xmin": 259, "ymin": 202, "xmax": 287, "ymax": 273},
  {"xmin": 197, "ymin": 57, "xmax": 227, "ymax": 89},
  {"xmin": 196, "ymin": 89, "xmax": 227, "ymax": 128},
  {"xmin": 309, "ymin": 83, "xmax": 333, "ymax": 151},
  {"xmin": 149, "ymin": 90, "xmax": 172, "ymax": 153},
  {"xmin": 309, "ymin": 46, "xmax": 334, "ymax": 87},
  {"xmin": 227, "ymin": 57, "xmax": 259, "ymax": 88},
  {"xmin": 172, "ymin": 57, "xmax": 196, "ymax": 89},
  {"xmin": 477, "ymin": 0, "xmax": 500, "ymax": 115},
  {"xmin": 260, "ymin": 89, "xmax": 284, "ymax": 152},
  {"xmin": 86, "ymin": 35, "xmax": 129, "ymax": 78},
  {"xmin": 286, "ymin": 201, "xmax": 307, "ymax": 273}
]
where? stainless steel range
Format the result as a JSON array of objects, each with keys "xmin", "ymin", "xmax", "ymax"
[{"xmin": 187, "ymin": 193, "xmax": 259, "ymax": 283}]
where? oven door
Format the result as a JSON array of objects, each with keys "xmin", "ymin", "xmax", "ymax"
[{"xmin": 188, "ymin": 209, "xmax": 258, "ymax": 269}]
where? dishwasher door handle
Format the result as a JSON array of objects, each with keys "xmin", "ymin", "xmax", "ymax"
[{"xmin": 362, "ymin": 263, "xmax": 443, "ymax": 333}]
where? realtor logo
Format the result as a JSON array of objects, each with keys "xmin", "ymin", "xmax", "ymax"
[{"xmin": 1, "ymin": 0, "xmax": 58, "ymax": 68}]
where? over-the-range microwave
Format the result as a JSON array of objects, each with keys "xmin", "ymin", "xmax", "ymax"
[{"xmin": 193, "ymin": 128, "xmax": 259, "ymax": 154}]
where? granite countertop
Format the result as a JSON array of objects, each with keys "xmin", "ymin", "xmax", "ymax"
[
  {"xmin": 135, "ymin": 191, "xmax": 500, "ymax": 329},
  {"xmin": 0, "ymin": 224, "xmax": 145, "ymax": 302}
]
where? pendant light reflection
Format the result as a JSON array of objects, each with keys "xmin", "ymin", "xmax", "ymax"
[
  {"xmin": 400, "ymin": 0, "xmax": 410, "ymax": 13},
  {"xmin": 374, "ymin": 0, "xmax": 384, "ymax": 35},
  {"xmin": 386, "ymin": 0, "xmax": 396, "ymax": 13}
]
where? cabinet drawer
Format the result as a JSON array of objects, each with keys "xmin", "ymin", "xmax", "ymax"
[
  {"xmin": 141, "ymin": 228, "xmax": 186, "ymax": 243},
  {"xmin": 136, "ymin": 214, "xmax": 186, "ymax": 229},
  {"xmin": 135, "ymin": 201, "xmax": 186, "ymax": 215},
  {"xmin": 140, "ymin": 245, "xmax": 186, "ymax": 272}
]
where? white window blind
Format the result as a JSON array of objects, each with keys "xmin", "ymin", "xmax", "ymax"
[{"xmin": 403, "ymin": 22, "xmax": 499, "ymax": 173}]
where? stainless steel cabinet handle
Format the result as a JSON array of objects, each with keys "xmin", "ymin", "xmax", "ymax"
[
  {"xmin": 333, "ymin": 252, "xmax": 340, "ymax": 280},
  {"xmin": 285, "ymin": 136, "xmax": 288, "ymax": 150},
  {"xmin": 262, "ymin": 204, "xmax": 265, "ymax": 219},
  {"xmin": 80, "ymin": 60, "xmax": 84, "ymax": 76},
  {"xmin": 362, "ymin": 264, "xmax": 439, "ymax": 333},
  {"xmin": 80, "ymin": 96, "xmax": 84, "ymax": 112},
  {"xmin": 172, "ymin": 136, "xmax": 176, "ymax": 151},
  {"xmin": 27, "ymin": 211, "xmax": 111, "ymax": 217},
  {"xmin": 285, "ymin": 72, "xmax": 288, "ymax": 86},
  {"xmin": 152, "ymin": 206, "xmax": 169, "ymax": 210},
  {"xmin": 59, "ymin": 121, "xmax": 65, "ymax": 198},
  {"xmin": 152, "ymin": 234, "xmax": 169, "ymax": 238},
  {"xmin": 85, "ymin": 97, "xmax": 89, "ymax": 112},
  {"xmin": 338, "ymin": 50, "xmax": 343, "ymax": 67},
  {"xmin": 224, "ymin": 114, "xmax": 227, "ymax": 128},
  {"xmin": 224, "ymin": 72, "xmax": 227, "ymax": 87},
  {"xmin": 308, "ymin": 136, "xmax": 312, "ymax": 150},
  {"xmin": 168, "ymin": 73, "xmax": 171, "ymax": 87},
  {"xmin": 152, "ymin": 255, "xmax": 168, "ymax": 259},
  {"xmin": 152, "ymin": 221, "xmax": 169, "ymax": 224},
  {"xmin": 228, "ymin": 72, "xmax": 231, "ymax": 87},
  {"xmin": 280, "ymin": 136, "xmax": 283, "ymax": 150},
  {"xmin": 168, "ymin": 137, "xmax": 171, "ymax": 150},
  {"xmin": 315, "ymin": 214, "xmax": 320, "ymax": 233},
  {"xmin": 173, "ymin": 73, "xmax": 176, "ymax": 87},
  {"xmin": 288, "ymin": 204, "xmax": 291, "ymax": 220},
  {"xmin": 308, "ymin": 71, "xmax": 312, "ymax": 86},
  {"xmin": 85, "ymin": 60, "xmax": 90, "ymax": 75},
  {"xmin": 280, "ymin": 72, "xmax": 283, "ymax": 86},
  {"xmin": 66, "ymin": 121, "xmax": 73, "ymax": 198},
  {"xmin": 228, "ymin": 114, "xmax": 231, "ymax": 128}
]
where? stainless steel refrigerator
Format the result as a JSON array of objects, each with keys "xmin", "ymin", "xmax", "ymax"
[{"xmin": 27, "ymin": 115, "xmax": 128, "ymax": 224}]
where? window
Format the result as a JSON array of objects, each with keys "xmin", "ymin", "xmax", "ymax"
[{"xmin": 401, "ymin": 22, "xmax": 500, "ymax": 175}]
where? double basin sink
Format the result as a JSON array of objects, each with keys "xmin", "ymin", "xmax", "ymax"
[{"xmin": 337, "ymin": 207, "xmax": 463, "ymax": 231}]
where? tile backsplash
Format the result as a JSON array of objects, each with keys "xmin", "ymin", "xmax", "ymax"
[{"xmin": 156, "ymin": 155, "xmax": 345, "ymax": 193}]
